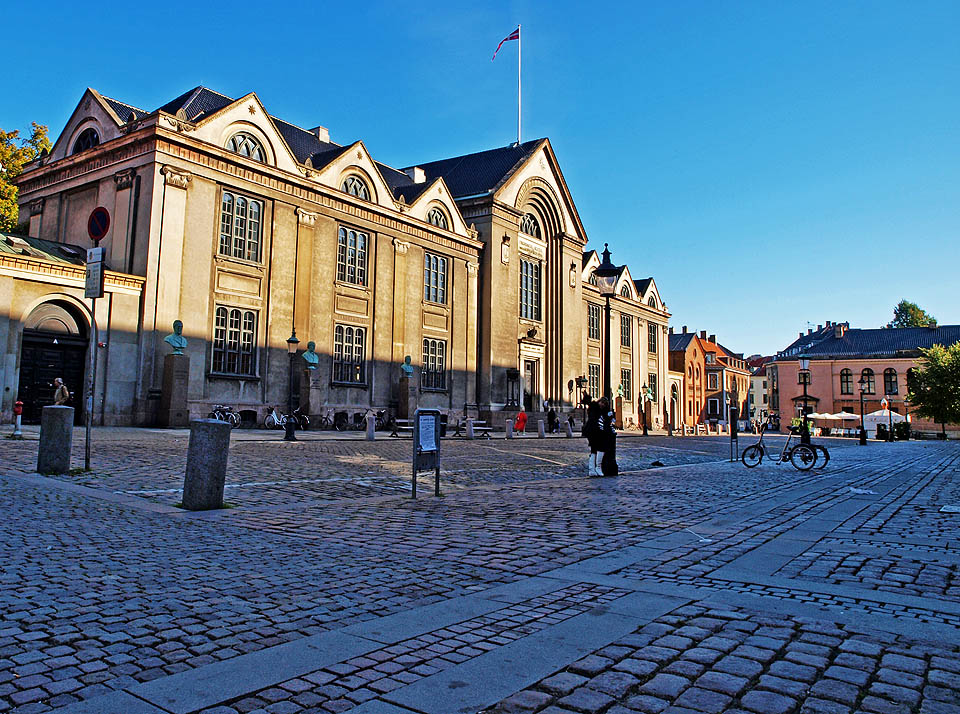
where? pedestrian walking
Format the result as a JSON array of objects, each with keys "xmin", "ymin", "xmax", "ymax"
[
  {"xmin": 53, "ymin": 378, "xmax": 70, "ymax": 406},
  {"xmin": 547, "ymin": 407, "xmax": 558, "ymax": 433},
  {"xmin": 514, "ymin": 408, "xmax": 528, "ymax": 435}
]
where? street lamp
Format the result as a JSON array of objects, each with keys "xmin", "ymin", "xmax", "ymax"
[
  {"xmin": 284, "ymin": 330, "xmax": 300, "ymax": 442},
  {"xmin": 858, "ymin": 374, "xmax": 867, "ymax": 446},
  {"xmin": 593, "ymin": 244, "xmax": 620, "ymax": 404},
  {"xmin": 798, "ymin": 358, "xmax": 811, "ymax": 445}
]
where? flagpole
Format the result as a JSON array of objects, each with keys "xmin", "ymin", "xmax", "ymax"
[{"xmin": 517, "ymin": 24, "xmax": 522, "ymax": 145}]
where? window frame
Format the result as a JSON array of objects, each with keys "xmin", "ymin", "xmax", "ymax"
[
  {"xmin": 588, "ymin": 304, "xmax": 601, "ymax": 340},
  {"xmin": 226, "ymin": 132, "xmax": 266, "ymax": 163},
  {"xmin": 423, "ymin": 252, "xmax": 448, "ymax": 304},
  {"xmin": 648, "ymin": 373, "xmax": 658, "ymax": 402},
  {"xmin": 341, "ymin": 175, "xmax": 371, "ymax": 201},
  {"xmin": 211, "ymin": 306, "xmax": 259, "ymax": 377},
  {"xmin": 588, "ymin": 363, "xmax": 601, "ymax": 399},
  {"xmin": 883, "ymin": 368, "xmax": 898, "ymax": 395},
  {"xmin": 840, "ymin": 368, "xmax": 853, "ymax": 395},
  {"xmin": 647, "ymin": 323, "xmax": 658, "ymax": 353},
  {"xmin": 426, "ymin": 207, "xmax": 448, "ymax": 230},
  {"xmin": 218, "ymin": 190, "xmax": 264, "ymax": 263},
  {"xmin": 520, "ymin": 213, "xmax": 540, "ymax": 237},
  {"xmin": 72, "ymin": 127, "xmax": 100, "ymax": 155},
  {"xmin": 620, "ymin": 313, "xmax": 632, "ymax": 347},
  {"xmin": 421, "ymin": 338, "xmax": 447, "ymax": 391},
  {"xmin": 708, "ymin": 372, "xmax": 719, "ymax": 390},
  {"xmin": 519, "ymin": 259, "xmax": 542, "ymax": 321},
  {"xmin": 861, "ymin": 368, "xmax": 876, "ymax": 395},
  {"xmin": 336, "ymin": 225, "xmax": 369, "ymax": 286},
  {"xmin": 621, "ymin": 368, "xmax": 632, "ymax": 401},
  {"xmin": 332, "ymin": 324, "xmax": 367, "ymax": 385}
]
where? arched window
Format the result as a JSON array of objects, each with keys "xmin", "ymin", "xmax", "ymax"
[
  {"xmin": 426, "ymin": 207, "xmax": 448, "ymax": 229},
  {"xmin": 226, "ymin": 132, "xmax": 265, "ymax": 162},
  {"xmin": 861, "ymin": 368, "xmax": 876, "ymax": 394},
  {"xmin": 620, "ymin": 284, "xmax": 632, "ymax": 298},
  {"xmin": 647, "ymin": 296, "xmax": 657, "ymax": 308},
  {"xmin": 72, "ymin": 128, "xmax": 100, "ymax": 154},
  {"xmin": 341, "ymin": 175, "xmax": 370, "ymax": 200},
  {"xmin": 588, "ymin": 272, "xmax": 599, "ymax": 286},
  {"xmin": 520, "ymin": 213, "xmax": 540, "ymax": 237},
  {"xmin": 840, "ymin": 368, "xmax": 852, "ymax": 394},
  {"xmin": 884, "ymin": 368, "xmax": 898, "ymax": 395}
]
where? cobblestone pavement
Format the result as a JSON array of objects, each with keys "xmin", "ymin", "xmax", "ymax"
[{"xmin": 1, "ymin": 430, "xmax": 959, "ymax": 714}]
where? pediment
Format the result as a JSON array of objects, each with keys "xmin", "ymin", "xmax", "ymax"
[
  {"xmin": 48, "ymin": 89, "xmax": 126, "ymax": 162},
  {"xmin": 403, "ymin": 178, "xmax": 472, "ymax": 237},
  {"xmin": 309, "ymin": 140, "xmax": 398, "ymax": 212}
]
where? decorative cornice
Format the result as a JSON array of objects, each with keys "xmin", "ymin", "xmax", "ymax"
[
  {"xmin": 28, "ymin": 198, "xmax": 44, "ymax": 216},
  {"xmin": 113, "ymin": 168, "xmax": 136, "ymax": 191},
  {"xmin": 393, "ymin": 239, "xmax": 410, "ymax": 255},
  {"xmin": 161, "ymin": 166, "xmax": 191, "ymax": 190},
  {"xmin": 0, "ymin": 254, "xmax": 145, "ymax": 294},
  {"xmin": 296, "ymin": 208, "xmax": 318, "ymax": 227}
]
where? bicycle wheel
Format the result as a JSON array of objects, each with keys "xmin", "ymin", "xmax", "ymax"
[
  {"xmin": 264, "ymin": 414, "xmax": 279, "ymax": 430},
  {"xmin": 790, "ymin": 444, "xmax": 817, "ymax": 471},
  {"xmin": 228, "ymin": 412, "xmax": 241, "ymax": 428},
  {"xmin": 814, "ymin": 445, "xmax": 830, "ymax": 469},
  {"xmin": 741, "ymin": 445, "xmax": 763, "ymax": 468}
]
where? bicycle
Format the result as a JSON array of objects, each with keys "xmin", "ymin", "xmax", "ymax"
[
  {"xmin": 208, "ymin": 404, "xmax": 241, "ymax": 428},
  {"xmin": 741, "ymin": 417, "xmax": 817, "ymax": 471},
  {"xmin": 264, "ymin": 406, "xmax": 287, "ymax": 430},
  {"xmin": 315, "ymin": 410, "xmax": 334, "ymax": 430}
]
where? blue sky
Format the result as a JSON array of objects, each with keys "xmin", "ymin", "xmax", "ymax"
[{"xmin": 4, "ymin": 0, "xmax": 958, "ymax": 355}]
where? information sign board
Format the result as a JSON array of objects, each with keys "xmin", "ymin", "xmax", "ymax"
[
  {"xmin": 412, "ymin": 408, "xmax": 442, "ymax": 498},
  {"xmin": 85, "ymin": 247, "xmax": 105, "ymax": 299}
]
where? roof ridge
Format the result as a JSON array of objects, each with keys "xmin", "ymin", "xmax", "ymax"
[
  {"xmin": 408, "ymin": 138, "xmax": 544, "ymax": 171},
  {"xmin": 101, "ymin": 95, "xmax": 147, "ymax": 113}
]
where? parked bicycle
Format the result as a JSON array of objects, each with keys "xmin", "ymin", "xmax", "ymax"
[
  {"xmin": 741, "ymin": 416, "xmax": 817, "ymax": 471},
  {"xmin": 263, "ymin": 405, "xmax": 309, "ymax": 430},
  {"xmin": 208, "ymin": 404, "xmax": 241, "ymax": 428}
]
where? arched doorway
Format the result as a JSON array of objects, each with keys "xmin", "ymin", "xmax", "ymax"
[{"xmin": 17, "ymin": 301, "xmax": 89, "ymax": 424}]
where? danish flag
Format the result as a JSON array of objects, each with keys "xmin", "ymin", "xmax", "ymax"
[{"xmin": 492, "ymin": 26, "xmax": 520, "ymax": 60}]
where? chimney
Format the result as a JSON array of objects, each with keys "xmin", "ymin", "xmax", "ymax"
[
  {"xmin": 834, "ymin": 324, "xmax": 846, "ymax": 338},
  {"xmin": 700, "ymin": 330, "xmax": 707, "ymax": 339},
  {"xmin": 310, "ymin": 126, "xmax": 330, "ymax": 143},
  {"xmin": 817, "ymin": 324, "xmax": 823, "ymax": 331},
  {"xmin": 799, "ymin": 332, "xmax": 803, "ymax": 338},
  {"xmin": 404, "ymin": 166, "xmax": 426, "ymax": 184},
  {"xmin": 709, "ymin": 334, "xmax": 716, "ymax": 344},
  {"xmin": 808, "ymin": 328, "xmax": 813, "ymax": 335},
  {"xmin": 682, "ymin": 326, "xmax": 688, "ymax": 333},
  {"xmin": 826, "ymin": 320, "xmax": 832, "ymax": 327},
  {"xmin": 669, "ymin": 327, "xmax": 674, "ymax": 334}
]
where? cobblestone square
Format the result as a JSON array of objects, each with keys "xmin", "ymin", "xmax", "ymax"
[{"xmin": 2, "ymin": 429, "xmax": 959, "ymax": 713}]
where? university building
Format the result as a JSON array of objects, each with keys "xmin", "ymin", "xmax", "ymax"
[{"xmin": 3, "ymin": 86, "xmax": 671, "ymax": 427}]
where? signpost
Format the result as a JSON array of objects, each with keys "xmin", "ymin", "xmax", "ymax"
[
  {"xmin": 84, "ymin": 239, "xmax": 106, "ymax": 472},
  {"xmin": 412, "ymin": 408, "xmax": 442, "ymax": 498}
]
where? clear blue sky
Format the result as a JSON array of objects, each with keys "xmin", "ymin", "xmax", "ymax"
[{"xmin": 4, "ymin": 0, "xmax": 958, "ymax": 355}]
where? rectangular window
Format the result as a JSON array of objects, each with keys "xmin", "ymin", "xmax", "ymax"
[
  {"xmin": 336, "ymin": 226, "xmax": 368, "ymax": 286},
  {"xmin": 212, "ymin": 306, "xmax": 258, "ymax": 376},
  {"xmin": 648, "ymin": 323, "xmax": 658, "ymax": 353},
  {"xmin": 648, "ymin": 373, "xmax": 657, "ymax": 402},
  {"xmin": 519, "ymin": 259, "xmax": 542, "ymax": 321},
  {"xmin": 333, "ymin": 324, "xmax": 366, "ymax": 384},
  {"xmin": 423, "ymin": 253, "xmax": 447, "ymax": 304},
  {"xmin": 708, "ymin": 373, "xmax": 718, "ymax": 390},
  {"xmin": 421, "ymin": 338, "xmax": 447, "ymax": 390},
  {"xmin": 763, "ymin": 393, "xmax": 768, "ymax": 404},
  {"xmin": 621, "ymin": 369, "xmax": 632, "ymax": 400},
  {"xmin": 708, "ymin": 398, "xmax": 719, "ymax": 416},
  {"xmin": 219, "ymin": 191, "xmax": 263, "ymax": 262},
  {"xmin": 588, "ymin": 363, "xmax": 600, "ymax": 399},
  {"xmin": 588, "ymin": 304, "xmax": 601, "ymax": 340},
  {"xmin": 620, "ymin": 314, "xmax": 631, "ymax": 347}
]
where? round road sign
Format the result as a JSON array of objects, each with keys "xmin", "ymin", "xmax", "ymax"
[{"xmin": 88, "ymin": 207, "xmax": 110, "ymax": 243}]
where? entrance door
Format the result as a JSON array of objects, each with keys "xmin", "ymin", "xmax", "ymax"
[
  {"xmin": 18, "ymin": 333, "xmax": 88, "ymax": 425},
  {"xmin": 523, "ymin": 360, "xmax": 537, "ymax": 411}
]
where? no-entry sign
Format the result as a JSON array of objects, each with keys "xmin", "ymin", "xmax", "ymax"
[{"xmin": 88, "ymin": 207, "xmax": 110, "ymax": 243}]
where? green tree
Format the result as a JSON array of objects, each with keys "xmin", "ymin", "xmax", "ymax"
[
  {"xmin": 886, "ymin": 299, "xmax": 937, "ymax": 328},
  {"xmin": 906, "ymin": 342, "xmax": 960, "ymax": 438},
  {"xmin": 0, "ymin": 122, "xmax": 52, "ymax": 232}
]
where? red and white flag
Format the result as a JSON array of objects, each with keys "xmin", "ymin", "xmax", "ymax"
[{"xmin": 492, "ymin": 26, "xmax": 520, "ymax": 60}]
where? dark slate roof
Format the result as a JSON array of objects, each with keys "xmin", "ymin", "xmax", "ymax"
[
  {"xmin": 408, "ymin": 139, "xmax": 543, "ymax": 199},
  {"xmin": 0, "ymin": 232, "xmax": 86, "ymax": 265},
  {"xmin": 778, "ymin": 323, "xmax": 844, "ymax": 357},
  {"xmin": 157, "ymin": 86, "xmax": 233, "ymax": 122},
  {"xmin": 798, "ymin": 326, "xmax": 960, "ymax": 359},
  {"xmin": 669, "ymin": 333, "xmax": 696, "ymax": 352},
  {"xmin": 102, "ymin": 97, "xmax": 146, "ymax": 123},
  {"xmin": 582, "ymin": 251, "xmax": 597, "ymax": 269},
  {"xmin": 633, "ymin": 278, "xmax": 652, "ymax": 297},
  {"xmin": 271, "ymin": 117, "xmax": 340, "ymax": 163}
]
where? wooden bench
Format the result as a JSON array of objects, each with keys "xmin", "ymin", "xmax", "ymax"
[
  {"xmin": 453, "ymin": 418, "xmax": 492, "ymax": 438},
  {"xmin": 390, "ymin": 419, "xmax": 414, "ymax": 438}
]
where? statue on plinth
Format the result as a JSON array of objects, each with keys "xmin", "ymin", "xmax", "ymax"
[
  {"xmin": 400, "ymin": 355, "xmax": 414, "ymax": 376},
  {"xmin": 163, "ymin": 320, "xmax": 187, "ymax": 355},
  {"xmin": 302, "ymin": 341, "xmax": 319, "ymax": 370}
]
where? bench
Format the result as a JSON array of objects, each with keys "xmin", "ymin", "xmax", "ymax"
[
  {"xmin": 390, "ymin": 419, "xmax": 414, "ymax": 438},
  {"xmin": 453, "ymin": 418, "xmax": 492, "ymax": 438}
]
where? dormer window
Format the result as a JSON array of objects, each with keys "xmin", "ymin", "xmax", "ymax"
[
  {"xmin": 426, "ymin": 207, "xmax": 448, "ymax": 229},
  {"xmin": 588, "ymin": 272, "xmax": 599, "ymax": 286},
  {"xmin": 72, "ymin": 128, "xmax": 100, "ymax": 154},
  {"xmin": 620, "ymin": 284, "xmax": 631, "ymax": 298},
  {"xmin": 520, "ymin": 213, "xmax": 540, "ymax": 237},
  {"xmin": 647, "ymin": 296, "xmax": 657, "ymax": 308},
  {"xmin": 227, "ymin": 132, "xmax": 265, "ymax": 162},
  {"xmin": 341, "ymin": 175, "xmax": 370, "ymax": 200}
]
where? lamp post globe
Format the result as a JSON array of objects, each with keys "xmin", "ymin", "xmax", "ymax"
[
  {"xmin": 284, "ymin": 330, "xmax": 300, "ymax": 442},
  {"xmin": 593, "ymin": 244, "xmax": 620, "ymax": 404}
]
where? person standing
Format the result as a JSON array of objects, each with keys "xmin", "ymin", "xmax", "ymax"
[
  {"xmin": 514, "ymin": 408, "xmax": 528, "ymax": 435},
  {"xmin": 547, "ymin": 406, "xmax": 558, "ymax": 433},
  {"xmin": 53, "ymin": 378, "xmax": 70, "ymax": 406},
  {"xmin": 585, "ymin": 398, "xmax": 603, "ymax": 476},
  {"xmin": 599, "ymin": 397, "xmax": 618, "ymax": 476}
]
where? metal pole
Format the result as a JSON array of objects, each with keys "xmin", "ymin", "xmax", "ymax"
[
  {"xmin": 85, "ymin": 297, "xmax": 97, "ymax": 471},
  {"xmin": 284, "ymin": 350, "xmax": 297, "ymax": 441},
  {"xmin": 859, "ymin": 390, "xmax": 867, "ymax": 446},
  {"xmin": 412, "ymin": 453, "xmax": 417, "ymax": 499},
  {"xmin": 517, "ymin": 23, "xmax": 521, "ymax": 145},
  {"xmin": 801, "ymin": 376, "xmax": 810, "ymax": 445},
  {"xmin": 603, "ymin": 295, "xmax": 612, "ymax": 402}
]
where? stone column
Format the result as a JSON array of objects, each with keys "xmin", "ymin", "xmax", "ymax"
[
  {"xmin": 111, "ymin": 169, "xmax": 136, "ymax": 271},
  {"xmin": 37, "ymin": 406, "xmax": 74, "ymax": 475},
  {"xmin": 182, "ymin": 419, "xmax": 231, "ymax": 510}
]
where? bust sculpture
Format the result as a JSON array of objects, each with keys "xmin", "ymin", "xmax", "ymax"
[
  {"xmin": 302, "ymin": 341, "xmax": 319, "ymax": 369},
  {"xmin": 163, "ymin": 320, "xmax": 187, "ymax": 355},
  {"xmin": 400, "ymin": 355, "xmax": 414, "ymax": 376}
]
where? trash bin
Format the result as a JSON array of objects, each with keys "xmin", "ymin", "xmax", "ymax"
[{"xmin": 440, "ymin": 413, "xmax": 448, "ymax": 437}]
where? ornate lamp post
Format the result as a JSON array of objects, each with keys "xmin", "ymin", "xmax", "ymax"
[
  {"xmin": 858, "ymin": 374, "xmax": 867, "ymax": 446},
  {"xmin": 798, "ymin": 358, "xmax": 811, "ymax": 445},
  {"xmin": 593, "ymin": 244, "xmax": 620, "ymax": 404},
  {"xmin": 284, "ymin": 330, "xmax": 300, "ymax": 442}
]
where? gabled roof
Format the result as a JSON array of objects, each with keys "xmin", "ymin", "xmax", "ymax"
[
  {"xmin": 408, "ymin": 139, "xmax": 543, "ymax": 199},
  {"xmin": 633, "ymin": 278, "xmax": 652, "ymax": 297},
  {"xmin": 797, "ymin": 326, "xmax": 960, "ymax": 359},
  {"xmin": 156, "ymin": 86, "xmax": 234, "ymax": 122},
  {"xmin": 0, "ymin": 232, "xmax": 86, "ymax": 265},
  {"xmin": 669, "ymin": 333, "xmax": 697, "ymax": 351},
  {"xmin": 102, "ymin": 97, "xmax": 146, "ymax": 123},
  {"xmin": 271, "ymin": 116, "xmax": 340, "ymax": 164}
]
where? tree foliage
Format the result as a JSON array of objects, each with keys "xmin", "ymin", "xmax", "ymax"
[
  {"xmin": 0, "ymin": 123, "xmax": 52, "ymax": 232},
  {"xmin": 906, "ymin": 342, "xmax": 960, "ymax": 437},
  {"xmin": 887, "ymin": 299, "xmax": 937, "ymax": 328}
]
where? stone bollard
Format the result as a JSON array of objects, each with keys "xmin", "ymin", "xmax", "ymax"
[
  {"xmin": 466, "ymin": 418, "xmax": 475, "ymax": 440},
  {"xmin": 182, "ymin": 419, "xmax": 231, "ymax": 510},
  {"xmin": 365, "ymin": 413, "xmax": 376, "ymax": 441},
  {"xmin": 565, "ymin": 420, "xmax": 574, "ymax": 438},
  {"xmin": 538, "ymin": 420, "xmax": 546, "ymax": 438},
  {"xmin": 505, "ymin": 419, "xmax": 514, "ymax": 439},
  {"xmin": 37, "ymin": 406, "xmax": 74, "ymax": 474}
]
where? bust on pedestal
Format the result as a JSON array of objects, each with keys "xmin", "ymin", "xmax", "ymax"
[
  {"xmin": 397, "ymin": 355, "xmax": 418, "ymax": 419},
  {"xmin": 160, "ymin": 320, "xmax": 190, "ymax": 427},
  {"xmin": 299, "ymin": 341, "xmax": 323, "ymax": 415}
]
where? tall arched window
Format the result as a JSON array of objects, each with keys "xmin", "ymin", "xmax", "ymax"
[
  {"xmin": 72, "ymin": 128, "xmax": 100, "ymax": 154},
  {"xmin": 620, "ymin": 284, "xmax": 631, "ymax": 298},
  {"xmin": 341, "ymin": 175, "xmax": 370, "ymax": 200},
  {"xmin": 588, "ymin": 272, "xmax": 599, "ymax": 286},
  {"xmin": 861, "ymin": 368, "xmax": 876, "ymax": 394},
  {"xmin": 840, "ymin": 368, "xmax": 853, "ymax": 394},
  {"xmin": 426, "ymin": 207, "xmax": 448, "ymax": 229},
  {"xmin": 226, "ymin": 132, "xmax": 265, "ymax": 162},
  {"xmin": 884, "ymin": 368, "xmax": 898, "ymax": 395},
  {"xmin": 520, "ymin": 213, "xmax": 540, "ymax": 237},
  {"xmin": 647, "ymin": 296, "xmax": 657, "ymax": 308}
]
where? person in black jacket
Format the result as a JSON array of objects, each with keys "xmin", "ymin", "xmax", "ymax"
[
  {"xmin": 585, "ymin": 398, "xmax": 603, "ymax": 476},
  {"xmin": 598, "ymin": 397, "xmax": 618, "ymax": 476}
]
